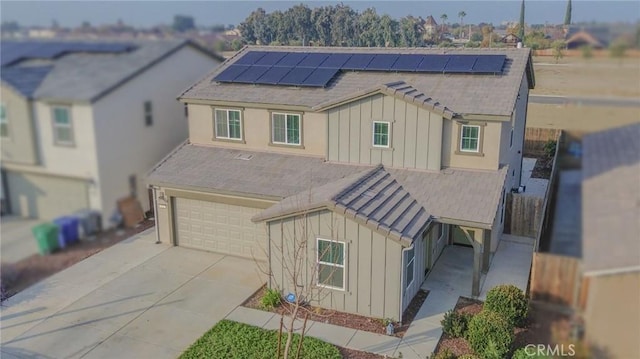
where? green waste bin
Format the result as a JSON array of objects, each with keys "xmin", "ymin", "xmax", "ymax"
[{"xmin": 32, "ymin": 223, "xmax": 60, "ymax": 255}]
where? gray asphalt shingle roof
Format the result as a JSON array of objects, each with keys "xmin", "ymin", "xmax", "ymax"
[
  {"xmin": 180, "ymin": 46, "xmax": 534, "ymax": 117},
  {"xmin": 582, "ymin": 123, "xmax": 640, "ymax": 274},
  {"xmin": 0, "ymin": 65, "xmax": 52, "ymax": 99},
  {"xmin": 147, "ymin": 144, "xmax": 507, "ymax": 228}
]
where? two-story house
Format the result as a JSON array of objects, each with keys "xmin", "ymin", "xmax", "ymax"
[
  {"xmin": 1, "ymin": 40, "xmax": 222, "ymax": 225},
  {"xmin": 147, "ymin": 46, "xmax": 534, "ymax": 322}
]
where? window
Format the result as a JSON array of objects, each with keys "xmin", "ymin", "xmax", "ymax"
[
  {"xmin": 405, "ymin": 247, "xmax": 415, "ymax": 288},
  {"xmin": 144, "ymin": 101, "xmax": 153, "ymax": 126},
  {"xmin": 272, "ymin": 112, "xmax": 300, "ymax": 145},
  {"xmin": 372, "ymin": 121, "xmax": 390, "ymax": 147},
  {"xmin": 52, "ymin": 106, "xmax": 74, "ymax": 145},
  {"xmin": 215, "ymin": 109, "xmax": 242, "ymax": 140},
  {"xmin": 509, "ymin": 127, "xmax": 514, "ymax": 148},
  {"xmin": 317, "ymin": 238, "xmax": 345, "ymax": 290},
  {"xmin": 460, "ymin": 125, "xmax": 480, "ymax": 152},
  {"xmin": 0, "ymin": 104, "xmax": 8, "ymax": 137}
]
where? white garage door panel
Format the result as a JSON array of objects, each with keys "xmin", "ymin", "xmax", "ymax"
[
  {"xmin": 174, "ymin": 198, "xmax": 267, "ymax": 260},
  {"xmin": 7, "ymin": 171, "xmax": 89, "ymax": 219}
]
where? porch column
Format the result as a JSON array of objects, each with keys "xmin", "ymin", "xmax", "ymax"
[{"xmin": 461, "ymin": 227, "xmax": 482, "ymax": 297}]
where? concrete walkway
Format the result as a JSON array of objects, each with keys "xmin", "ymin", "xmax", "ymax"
[
  {"xmin": 1, "ymin": 229, "xmax": 266, "ymax": 359},
  {"xmin": 521, "ymin": 158, "xmax": 549, "ymax": 199},
  {"xmin": 549, "ymin": 170, "xmax": 582, "ymax": 258}
]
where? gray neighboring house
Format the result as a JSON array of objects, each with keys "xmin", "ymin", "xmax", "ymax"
[
  {"xmin": 581, "ymin": 123, "xmax": 640, "ymax": 359},
  {"xmin": 1, "ymin": 40, "xmax": 223, "ymax": 224},
  {"xmin": 147, "ymin": 46, "xmax": 535, "ymax": 321}
]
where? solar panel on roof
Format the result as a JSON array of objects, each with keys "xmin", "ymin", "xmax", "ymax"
[
  {"xmin": 233, "ymin": 65, "xmax": 270, "ymax": 83},
  {"xmin": 342, "ymin": 54, "xmax": 375, "ymax": 70},
  {"xmin": 472, "ymin": 55, "xmax": 506, "ymax": 73},
  {"xmin": 415, "ymin": 55, "xmax": 449, "ymax": 72},
  {"xmin": 233, "ymin": 51, "xmax": 268, "ymax": 65},
  {"xmin": 319, "ymin": 54, "xmax": 351, "ymax": 69},
  {"xmin": 257, "ymin": 66, "xmax": 293, "ymax": 84},
  {"xmin": 366, "ymin": 54, "xmax": 399, "ymax": 71},
  {"xmin": 302, "ymin": 68, "xmax": 339, "ymax": 87},
  {"xmin": 214, "ymin": 64, "xmax": 250, "ymax": 82},
  {"xmin": 276, "ymin": 52, "xmax": 307, "ymax": 67},
  {"xmin": 391, "ymin": 54, "xmax": 425, "ymax": 72},
  {"xmin": 444, "ymin": 55, "xmax": 478, "ymax": 73},
  {"xmin": 297, "ymin": 53, "xmax": 329, "ymax": 67},
  {"xmin": 255, "ymin": 52, "xmax": 288, "ymax": 66},
  {"xmin": 279, "ymin": 67, "xmax": 315, "ymax": 86}
]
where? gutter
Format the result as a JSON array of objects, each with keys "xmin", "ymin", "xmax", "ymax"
[{"xmin": 583, "ymin": 266, "xmax": 640, "ymax": 278}]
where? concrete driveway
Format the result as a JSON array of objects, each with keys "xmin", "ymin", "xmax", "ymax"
[
  {"xmin": 0, "ymin": 229, "xmax": 266, "ymax": 359},
  {"xmin": 1, "ymin": 216, "xmax": 44, "ymax": 263}
]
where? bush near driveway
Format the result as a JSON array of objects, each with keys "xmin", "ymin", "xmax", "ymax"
[
  {"xmin": 179, "ymin": 319, "xmax": 341, "ymax": 359},
  {"xmin": 484, "ymin": 284, "xmax": 529, "ymax": 327},
  {"xmin": 466, "ymin": 310, "xmax": 514, "ymax": 359}
]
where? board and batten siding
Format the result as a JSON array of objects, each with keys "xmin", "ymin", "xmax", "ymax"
[
  {"xmin": 268, "ymin": 209, "xmax": 405, "ymax": 321},
  {"xmin": 327, "ymin": 94, "xmax": 443, "ymax": 171}
]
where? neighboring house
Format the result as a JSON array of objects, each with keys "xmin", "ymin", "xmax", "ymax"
[
  {"xmin": 501, "ymin": 33, "xmax": 522, "ymax": 47},
  {"xmin": 0, "ymin": 40, "xmax": 222, "ymax": 225},
  {"xmin": 421, "ymin": 16, "xmax": 439, "ymax": 39},
  {"xmin": 147, "ymin": 46, "xmax": 535, "ymax": 321},
  {"xmin": 581, "ymin": 123, "xmax": 640, "ymax": 359},
  {"xmin": 565, "ymin": 30, "xmax": 605, "ymax": 49}
]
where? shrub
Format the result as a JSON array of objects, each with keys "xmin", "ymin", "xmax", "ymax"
[
  {"xmin": 458, "ymin": 355, "xmax": 480, "ymax": 359},
  {"xmin": 260, "ymin": 287, "xmax": 281, "ymax": 310},
  {"xmin": 466, "ymin": 310, "xmax": 514, "ymax": 359},
  {"xmin": 431, "ymin": 348, "xmax": 456, "ymax": 359},
  {"xmin": 512, "ymin": 347, "xmax": 551, "ymax": 358},
  {"xmin": 441, "ymin": 310, "xmax": 472, "ymax": 338},
  {"xmin": 484, "ymin": 284, "xmax": 529, "ymax": 327}
]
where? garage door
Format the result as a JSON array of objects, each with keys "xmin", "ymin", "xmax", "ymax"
[
  {"xmin": 7, "ymin": 171, "xmax": 89, "ymax": 219},
  {"xmin": 173, "ymin": 197, "xmax": 267, "ymax": 261}
]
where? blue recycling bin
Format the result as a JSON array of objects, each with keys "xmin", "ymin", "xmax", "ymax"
[{"xmin": 52, "ymin": 216, "xmax": 80, "ymax": 248}]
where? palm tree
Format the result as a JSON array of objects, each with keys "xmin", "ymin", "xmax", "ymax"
[
  {"xmin": 440, "ymin": 14, "xmax": 448, "ymax": 33},
  {"xmin": 458, "ymin": 11, "xmax": 466, "ymax": 27}
]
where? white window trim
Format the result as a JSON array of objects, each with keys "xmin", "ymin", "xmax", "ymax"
[
  {"xmin": 460, "ymin": 124, "xmax": 481, "ymax": 153},
  {"xmin": 215, "ymin": 108, "xmax": 243, "ymax": 140},
  {"xmin": 0, "ymin": 103, "xmax": 8, "ymax": 138},
  {"xmin": 271, "ymin": 112, "xmax": 301, "ymax": 145},
  {"xmin": 405, "ymin": 247, "xmax": 415, "ymax": 289},
  {"xmin": 52, "ymin": 106, "xmax": 74, "ymax": 146},
  {"xmin": 372, "ymin": 121, "xmax": 391, "ymax": 148},
  {"xmin": 316, "ymin": 238, "xmax": 346, "ymax": 291}
]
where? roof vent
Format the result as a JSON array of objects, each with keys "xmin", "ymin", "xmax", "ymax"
[{"xmin": 234, "ymin": 154, "xmax": 253, "ymax": 161}]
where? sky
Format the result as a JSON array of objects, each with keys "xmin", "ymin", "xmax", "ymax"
[{"xmin": 1, "ymin": 1, "xmax": 639, "ymax": 28}]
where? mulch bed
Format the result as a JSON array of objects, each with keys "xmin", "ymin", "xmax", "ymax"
[
  {"xmin": 433, "ymin": 297, "xmax": 574, "ymax": 357},
  {"xmin": 1, "ymin": 219, "xmax": 155, "ymax": 302},
  {"xmin": 243, "ymin": 285, "xmax": 429, "ymax": 338},
  {"xmin": 530, "ymin": 154, "xmax": 553, "ymax": 179}
]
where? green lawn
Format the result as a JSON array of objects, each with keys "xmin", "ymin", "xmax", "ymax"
[{"xmin": 179, "ymin": 320, "xmax": 342, "ymax": 359}]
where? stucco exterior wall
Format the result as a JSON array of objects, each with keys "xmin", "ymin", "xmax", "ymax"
[
  {"xmin": 1, "ymin": 86, "xmax": 39, "ymax": 165},
  {"xmin": 93, "ymin": 46, "xmax": 220, "ymax": 221},
  {"xmin": 268, "ymin": 210, "xmax": 406, "ymax": 321},
  {"xmin": 187, "ymin": 104, "xmax": 327, "ymax": 157},
  {"xmin": 327, "ymin": 94, "xmax": 443, "ymax": 171},
  {"xmin": 584, "ymin": 271, "xmax": 640, "ymax": 359}
]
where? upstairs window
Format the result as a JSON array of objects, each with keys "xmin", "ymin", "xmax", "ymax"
[
  {"xmin": 144, "ymin": 101, "xmax": 153, "ymax": 127},
  {"xmin": 317, "ymin": 238, "xmax": 345, "ymax": 290},
  {"xmin": 0, "ymin": 104, "xmax": 8, "ymax": 137},
  {"xmin": 215, "ymin": 109, "xmax": 242, "ymax": 140},
  {"xmin": 372, "ymin": 121, "xmax": 390, "ymax": 148},
  {"xmin": 52, "ymin": 106, "xmax": 74, "ymax": 146},
  {"xmin": 460, "ymin": 125, "xmax": 480, "ymax": 152},
  {"xmin": 272, "ymin": 112, "xmax": 300, "ymax": 145}
]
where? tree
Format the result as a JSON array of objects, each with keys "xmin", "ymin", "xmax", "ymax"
[
  {"xmin": 286, "ymin": 4, "xmax": 313, "ymax": 46},
  {"xmin": 172, "ymin": 15, "xmax": 195, "ymax": 32},
  {"xmin": 231, "ymin": 38, "xmax": 244, "ymax": 51},
  {"xmin": 551, "ymin": 40, "xmax": 565, "ymax": 63},
  {"xmin": 518, "ymin": 0, "xmax": 525, "ymax": 39},
  {"xmin": 312, "ymin": 5, "xmax": 335, "ymax": 46},
  {"xmin": 458, "ymin": 11, "xmax": 467, "ymax": 27},
  {"xmin": 440, "ymin": 13, "xmax": 448, "ymax": 33},
  {"xmin": 564, "ymin": 0, "xmax": 572, "ymax": 26},
  {"xmin": 330, "ymin": 4, "xmax": 358, "ymax": 46},
  {"xmin": 609, "ymin": 39, "xmax": 628, "ymax": 64},
  {"xmin": 399, "ymin": 16, "xmax": 423, "ymax": 47}
]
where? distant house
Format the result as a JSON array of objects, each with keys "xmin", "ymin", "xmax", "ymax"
[
  {"xmin": 565, "ymin": 26, "xmax": 610, "ymax": 49},
  {"xmin": 581, "ymin": 123, "xmax": 640, "ymax": 359},
  {"xmin": 501, "ymin": 33, "xmax": 522, "ymax": 47},
  {"xmin": 0, "ymin": 40, "xmax": 222, "ymax": 225},
  {"xmin": 422, "ymin": 16, "xmax": 439, "ymax": 38}
]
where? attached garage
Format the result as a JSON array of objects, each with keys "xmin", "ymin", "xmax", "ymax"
[
  {"xmin": 172, "ymin": 197, "xmax": 268, "ymax": 261},
  {"xmin": 6, "ymin": 171, "xmax": 89, "ymax": 219}
]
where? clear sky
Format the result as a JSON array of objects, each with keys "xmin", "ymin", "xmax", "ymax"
[{"xmin": 2, "ymin": 1, "xmax": 639, "ymax": 28}]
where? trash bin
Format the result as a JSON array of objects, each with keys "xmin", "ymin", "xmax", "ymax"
[
  {"xmin": 53, "ymin": 216, "xmax": 80, "ymax": 248},
  {"xmin": 32, "ymin": 223, "xmax": 59, "ymax": 255},
  {"xmin": 75, "ymin": 210, "xmax": 102, "ymax": 238}
]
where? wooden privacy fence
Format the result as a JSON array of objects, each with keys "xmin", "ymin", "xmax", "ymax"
[
  {"xmin": 504, "ymin": 193, "xmax": 544, "ymax": 238},
  {"xmin": 523, "ymin": 128, "xmax": 561, "ymax": 157},
  {"xmin": 530, "ymin": 252, "xmax": 582, "ymax": 306}
]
